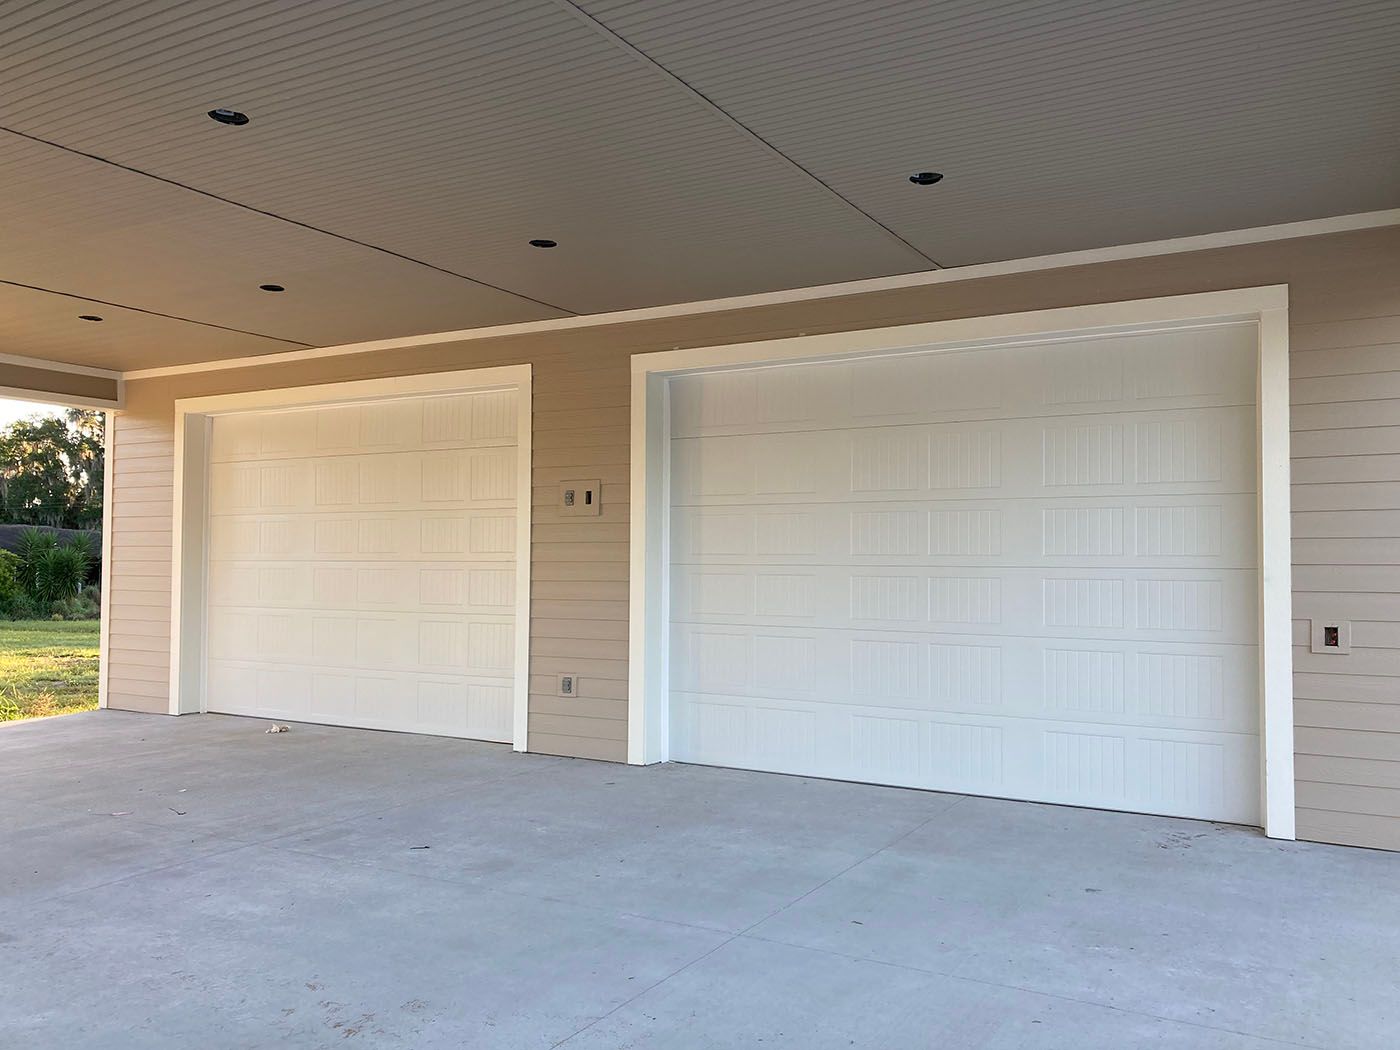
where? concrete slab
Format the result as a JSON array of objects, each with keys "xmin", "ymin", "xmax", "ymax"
[
  {"xmin": 559, "ymin": 936, "xmax": 1287, "ymax": 1049},
  {"xmin": 272, "ymin": 759, "xmax": 963, "ymax": 931},
  {"xmin": 2, "ymin": 711, "xmax": 1397, "ymax": 1049},
  {"xmin": 4, "ymin": 844, "xmax": 726, "ymax": 1050},
  {"xmin": 748, "ymin": 795, "xmax": 1400, "ymax": 1049}
]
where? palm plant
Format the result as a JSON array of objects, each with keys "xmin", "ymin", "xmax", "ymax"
[
  {"xmin": 15, "ymin": 529, "xmax": 90, "ymax": 604},
  {"xmin": 14, "ymin": 528, "xmax": 57, "ymax": 595}
]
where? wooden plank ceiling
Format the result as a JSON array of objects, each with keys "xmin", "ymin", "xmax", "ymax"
[{"xmin": 1, "ymin": 0, "xmax": 1397, "ymax": 371}]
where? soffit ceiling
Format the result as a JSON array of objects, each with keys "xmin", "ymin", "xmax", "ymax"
[{"xmin": 1, "ymin": 0, "xmax": 1397, "ymax": 373}]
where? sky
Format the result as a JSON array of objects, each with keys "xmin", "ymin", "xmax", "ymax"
[{"xmin": 0, "ymin": 396, "xmax": 66, "ymax": 429}]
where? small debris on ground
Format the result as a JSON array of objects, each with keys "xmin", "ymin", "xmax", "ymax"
[
  {"xmin": 169, "ymin": 807, "xmax": 187, "ymax": 815},
  {"xmin": 109, "ymin": 811, "xmax": 132, "ymax": 817},
  {"xmin": 408, "ymin": 845, "xmax": 431, "ymax": 850},
  {"xmin": 265, "ymin": 724, "xmax": 291, "ymax": 734}
]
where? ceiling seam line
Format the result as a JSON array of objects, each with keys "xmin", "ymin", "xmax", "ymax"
[
  {"xmin": 0, "ymin": 125, "xmax": 579, "ymax": 316},
  {"xmin": 547, "ymin": 0, "xmax": 946, "ymax": 269},
  {"xmin": 0, "ymin": 278, "xmax": 315, "ymax": 346}
]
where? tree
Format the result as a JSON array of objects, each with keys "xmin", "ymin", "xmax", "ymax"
[{"xmin": 0, "ymin": 409, "xmax": 105, "ymax": 529}]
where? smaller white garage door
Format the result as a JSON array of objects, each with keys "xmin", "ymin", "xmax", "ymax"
[
  {"xmin": 667, "ymin": 324, "xmax": 1261, "ymax": 824},
  {"xmin": 203, "ymin": 389, "xmax": 520, "ymax": 740}
]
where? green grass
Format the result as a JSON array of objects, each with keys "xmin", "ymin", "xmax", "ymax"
[{"xmin": 0, "ymin": 619, "xmax": 100, "ymax": 721}]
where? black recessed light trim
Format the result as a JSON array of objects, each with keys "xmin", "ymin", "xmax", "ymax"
[
  {"xmin": 908, "ymin": 171, "xmax": 944, "ymax": 185},
  {"xmin": 528, "ymin": 238, "xmax": 558, "ymax": 249},
  {"xmin": 78, "ymin": 314, "xmax": 104, "ymax": 322},
  {"xmin": 259, "ymin": 283, "xmax": 285, "ymax": 292},
  {"xmin": 208, "ymin": 107, "xmax": 250, "ymax": 126}
]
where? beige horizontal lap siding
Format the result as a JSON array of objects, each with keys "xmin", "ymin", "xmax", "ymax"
[
  {"xmin": 106, "ymin": 412, "xmax": 175, "ymax": 713},
  {"xmin": 105, "ymin": 225, "xmax": 1400, "ymax": 847},
  {"xmin": 1288, "ymin": 299, "xmax": 1400, "ymax": 851}
]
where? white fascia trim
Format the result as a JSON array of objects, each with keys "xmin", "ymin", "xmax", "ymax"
[
  {"xmin": 168, "ymin": 364, "xmax": 534, "ymax": 753},
  {"xmin": 124, "ymin": 208, "xmax": 1398, "ymax": 381},
  {"xmin": 629, "ymin": 285, "xmax": 1295, "ymax": 839},
  {"xmin": 0, "ymin": 352, "xmax": 124, "ymax": 409},
  {"xmin": 0, "ymin": 385, "xmax": 124, "ymax": 411},
  {"xmin": 0, "ymin": 351, "xmax": 122, "ymax": 380}
]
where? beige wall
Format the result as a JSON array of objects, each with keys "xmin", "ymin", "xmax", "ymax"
[{"xmin": 106, "ymin": 226, "xmax": 1400, "ymax": 849}]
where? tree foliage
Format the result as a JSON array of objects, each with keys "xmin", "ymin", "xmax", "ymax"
[{"xmin": 0, "ymin": 410, "xmax": 104, "ymax": 529}]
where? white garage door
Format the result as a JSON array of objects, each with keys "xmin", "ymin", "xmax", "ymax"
[
  {"xmin": 668, "ymin": 324, "xmax": 1261, "ymax": 824},
  {"xmin": 204, "ymin": 389, "xmax": 520, "ymax": 740}
]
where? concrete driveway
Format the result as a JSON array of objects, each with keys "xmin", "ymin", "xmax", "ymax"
[{"xmin": 2, "ymin": 710, "xmax": 1396, "ymax": 1049}]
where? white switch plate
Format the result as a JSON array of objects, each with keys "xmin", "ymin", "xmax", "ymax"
[
  {"xmin": 1310, "ymin": 619, "xmax": 1352, "ymax": 655},
  {"xmin": 559, "ymin": 479, "xmax": 601, "ymax": 516},
  {"xmin": 556, "ymin": 673, "xmax": 580, "ymax": 697}
]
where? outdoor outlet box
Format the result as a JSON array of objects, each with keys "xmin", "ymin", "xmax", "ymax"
[
  {"xmin": 559, "ymin": 480, "xmax": 601, "ymax": 516},
  {"xmin": 557, "ymin": 674, "xmax": 579, "ymax": 698},
  {"xmin": 1310, "ymin": 619, "xmax": 1352, "ymax": 655}
]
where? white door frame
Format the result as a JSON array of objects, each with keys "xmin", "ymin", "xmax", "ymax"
[
  {"xmin": 629, "ymin": 287, "xmax": 1295, "ymax": 839},
  {"xmin": 169, "ymin": 364, "xmax": 533, "ymax": 751}
]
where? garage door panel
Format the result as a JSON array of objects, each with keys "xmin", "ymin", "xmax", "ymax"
[
  {"xmin": 669, "ymin": 326, "xmax": 1254, "ymax": 441},
  {"xmin": 670, "ymin": 407, "xmax": 1253, "ymax": 508},
  {"xmin": 672, "ymin": 566, "xmax": 1257, "ymax": 644},
  {"xmin": 208, "ymin": 608, "xmax": 513, "ymax": 674},
  {"xmin": 207, "ymin": 663, "xmax": 513, "ymax": 742},
  {"xmin": 204, "ymin": 390, "xmax": 519, "ymax": 740},
  {"xmin": 208, "ymin": 510, "xmax": 516, "ymax": 565},
  {"xmin": 669, "ymin": 622, "xmax": 1255, "ymax": 734},
  {"xmin": 669, "ymin": 324, "xmax": 1260, "ymax": 823},
  {"xmin": 211, "ymin": 392, "xmax": 518, "ymax": 461},
  {"xmin": 208, "ymin": 448, "xmax": 516, "ymax": 515},
  {"xmin": 672, "ymin": 691, "xmax": 1258, "ymax": 824},
  {"xmin": 671, "ymin": 495, "xmax": 1255, "ymax": 569},
  {"xmin": 210, "ymin": 559, "xmax": 514, "ymax": 614}
]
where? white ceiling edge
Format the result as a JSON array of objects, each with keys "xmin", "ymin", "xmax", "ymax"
[{"xmin": 85, "ymin": 205, "xmax": 1400, "ymax": 382}]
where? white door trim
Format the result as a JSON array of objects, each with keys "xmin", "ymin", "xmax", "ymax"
[
  {"xmin": 169, "ymin": 364, "xmax": 534, "ymax": 752},
  {"xmin": 629, "ymin": 286, "xmax": 1295, "ymax": 839}
]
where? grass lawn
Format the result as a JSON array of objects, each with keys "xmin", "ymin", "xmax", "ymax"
[{"xmin": 0, "ymin": 619, "xmax": 100, "ymax": 721}]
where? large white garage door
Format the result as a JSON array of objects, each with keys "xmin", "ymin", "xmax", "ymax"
[
  {"xmin": 668, "ymin": 324, "xmax": 1260, "ymax": 824},
  {"xmin": 204, "ymin": 389, "xmax": 519, "ymax": 740}
]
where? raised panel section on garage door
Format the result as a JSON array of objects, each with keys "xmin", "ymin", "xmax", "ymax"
[
  {"xmin": 204, "ymin": 389, "xmax": 519, "ymax": 740},
  {"xmin": 668, "ymin": 323, "xmax": 1260, "ymax": 824}
]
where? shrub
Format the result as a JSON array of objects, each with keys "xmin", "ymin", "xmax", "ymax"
[
  {"xmin": 14, "ymin": 528, "xmax": 56, "ymax": 596},
  {"xmin": 64, "ymin": 532, "xmax": 97, "ymax": 585},
  {"xmin": 1, "ymin": 591, "xmax": 40, "ymax": 620},
  {"xmin": 51, "ymin": 589, "xmax": 100, "ymax": 621},
  {"xmin": 0, "ymin": 550, "xmax": 27, "ymax": 618},
  {"xmin": 32, "ymin": 543, "xmax": 91, "ymax": 603},
  {"xmin": 11, "ymin": 529, "xmax": 92, "ymax": 614}
]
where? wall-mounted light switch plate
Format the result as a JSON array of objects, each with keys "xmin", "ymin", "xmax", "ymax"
[
  {"xmin": 1310, "ymin": 619, "xmax": 1352, "ymax": 655},
  {"xmin": 556, "ymin": 674, "xmax": 579, "ymax": 697},
  {"xmin": 559, "ymin": 480, "xmax": 601, "ymax": 516}
]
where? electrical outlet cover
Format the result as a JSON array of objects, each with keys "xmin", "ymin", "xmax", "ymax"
[
  {"xmin": 558, "ymin": 480, "xmax": 602, "ymax": 516},
  {"xmin": 1310, "ymin": 619, "xmax": 1352, "ymax": 654}
]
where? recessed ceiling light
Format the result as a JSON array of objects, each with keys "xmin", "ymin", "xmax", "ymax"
[
  {"xmin": 78, "ymin": 314, "xmax": 103, "ymax": 322},
  {"xmin": 528, "ymin": 238, "xmax": 558, "ymax": 249},
  {"xmin": 908, "ymin": 171, "xmax": 944, "ymax": 185},
  {"xmin": 208, "ymin": 108, "xmax": 250, "ymax": 126},
  {"xmin": 259, "ymin": 283, "xmax": 285, "ymax": 292}
]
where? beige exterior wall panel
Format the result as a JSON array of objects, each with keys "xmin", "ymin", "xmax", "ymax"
[{"xmin": 104, "ymin": 225, "xmax": 1400, "ymax": 846}]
